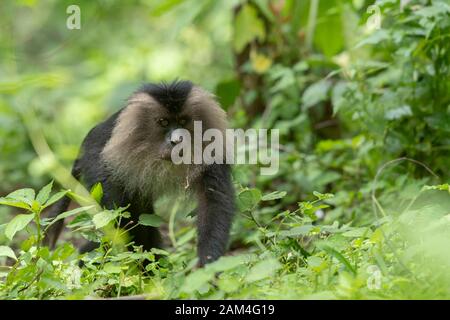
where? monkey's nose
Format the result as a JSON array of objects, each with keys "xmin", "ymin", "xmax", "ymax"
[{"xmin": 170, "ymin": 135, "xmax": 183, "ymax": 145}]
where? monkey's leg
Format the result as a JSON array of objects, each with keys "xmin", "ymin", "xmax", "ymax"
[
  {"xmin": 43, "ymin": 160, "xmax": 82, "ymax": 248},
  {"xmin": 196, "ymin": 164, "xmax": 235, "ymax": 266},
  {"xmin": 125, "ymin": 200, "xmax": 162, "ymax": 252}
]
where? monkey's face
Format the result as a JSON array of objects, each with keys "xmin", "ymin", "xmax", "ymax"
[
  {"xmin": 151, "ymin": 110, "xmax": 192, "ymax": 161},
  {"xmin": 122, "ymin": 84, "xmax": 227, "ymax": 165},
  {"xmin": 102, "ymin": 82, "xmax": 228, "ymax": 173}
]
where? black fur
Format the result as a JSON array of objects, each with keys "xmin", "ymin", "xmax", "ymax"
[
  {"xmin": 196, "ymin": 164, "xmax": 235, "ymax": 266},
  {"xmin": 46, "ymin": 108, "xmax": 162, "ymax": 252},
  {"xmin": 45, "ymin": 82, "xmax": 235, "ymax": 266},
  {"xmin": 137, "ymin": 80, "xmax": 193, "ymax": 113}
]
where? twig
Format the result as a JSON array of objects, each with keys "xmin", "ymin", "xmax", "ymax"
[{"xmin": 18, "ymin": 269, "xmax": 44, "ymax": 293}]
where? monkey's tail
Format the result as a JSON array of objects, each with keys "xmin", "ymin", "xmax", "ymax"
[{"xmin": 43, "ymin": 160, "xmax": 82, "ymax": 249}]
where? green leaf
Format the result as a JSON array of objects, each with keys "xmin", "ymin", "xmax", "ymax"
[
  {"xmin": 138, "ymin": 214, "xmax": 165, "ymax": 227},
  {"xmin": 181, "ymin": 268, "xmax": 215, "ymax": 293},
  {"xmin": 43, "ymin": 191, "xmax": 68, "ymax": 209},
  {"xmin": 151, "ymin": 0, "xmax": 185, "ymax": 16},
  {"xmin": 176, "ymin": 229, "xmax": 196, "ymax": 246},
  {"xmin": 261, "ymin": 191, "xmax": 287, "ymax": 201},
  {"xmin": 103, "ymin": 263, "xmax": 122, "ymax": 274},
  {"xmin": 92, "ymin": 210, "xmax": 119, "ymax": 229},
  {"xmin": 90, "ymin": 183, "xmax": 103, "ymax": 203},
  {"xmin": 320, "ymin": 244, "xmax": 356, "ymax": 275},
  {"xmin": 385, "ymin": 105, "xmax": 412, "ymax": 120},
  {"xmin": 313, "ymin": 191, "xmax": 334, "ymax": 200},
  {"xmin": 5, "ymin": 214, "xmax": 35, "ymax": 240},
  {"xmin": 423, "ymin": 184, "xmax": 450, "ymax": 193},
  {"xmin": 279, "ymin": 225, "xmax": 314, "ymax": 238},
  {"xmin": 233, "ymin": 4, "xmax": 265, "ymax": 52},
  {"xmin": 215, "ymin": 78, "xmax": 241, "ymax": 109},
  {"xmin": 5, "ymin": 188, "xmax": 35, "ymax": 205},
  {"xmin": 302, "ymin": 80, "xmax": 331, "ymax": 109},
  {"xmin": 244, "ymin": 258, "xmax": 281, "ymax": 283},
  {"xmin": 425, "ymin": 114, "xmax": 450, "ymax": 133},
  {"xmin": 0, "ymin": 246, "xmax": 17, "ymax": 260},
  {"xmin": 331, "ymin": 81, "xmax": 348, "ymax": 115},
  {"xmin": 206, "ymin": 255, "xmax": 248, "ymax": 273},
  {"xmin": 6, "ymin": 188, "xmax": 35, "ymax": 201},
  {"xmin": 308, "ymin": 256, "xmax": 328, "ymax": 273},
  {"xmin": 342, "ymin": 227, "xmax": 369, "ymax": 238},
  {"xmin": 43, "ymin": 206, "xmax": 95, "ymax": 228},
  {"xmin": 151, "ymin": 248, "xmax": 170, "ymax": 256},
  {"xmin": 21, "ymin": 236, "xmax": 36, "ymax": 252},
  {"xmin": 237, "ymin": 188, "xmax": 262, "ymax": 211},
  {"xmin": 355, "ymin": 29, "xmax": 389, "ymax": 48},
  {"xmin": 217, "ymin": 277, "xmax": 240, "ymax": 293},
  {"xmin": 313, "ymin": 2, "xmax": 345, "ymax": 57},
  {"xmin": 252, "ymin": 0, "xmax": 275, "ymax": 23},
  {"xmin": 36, "ymin": 181, "xmax": 53, "ymax": 205},
  {"xmin": 66, "ymin": 212, "xmax": 92, "ymax": 229},
  {"xmin": 0, "ymin": 198, "xmax": 31, "ymax": 210},
  {"xmin": 51, "ymin": 243, "xmax": 76, "ymax": 261}
]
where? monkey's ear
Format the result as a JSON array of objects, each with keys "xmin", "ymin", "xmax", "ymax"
[{"xmin": 187, "ymin": 86, "xmax": 228, "ymax": 131}]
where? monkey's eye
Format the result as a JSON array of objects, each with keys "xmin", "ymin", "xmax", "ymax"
[
  {"xmin": 157, "ymin": 118, "xmax": 169, "ymax": 127},
  {"xmin": 178, "ymin": 117, "xmax": 188, "ymax": 126}
]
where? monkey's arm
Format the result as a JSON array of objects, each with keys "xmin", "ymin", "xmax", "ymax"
[{"xmin": 196, "ymin": 164, "xmax": 235, "ymax": 266}]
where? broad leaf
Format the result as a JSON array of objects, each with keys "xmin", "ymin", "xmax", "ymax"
[
  {"xmin": 0, "ymin": 198, "xmax": 30, "ymax": 210},
  {"xmin": 237, "ymin": 188, "xmax": 262, "ymax": 212},
  {"xmin": 233, "ymin": 4, "xmax": 265, "ymax": 52},
  {"xmin": 36, "ymin": 181, "xmax": 53, "ymax": 205},
  {"xmin": 302, "ymin": 80, "xmax": 331, "ymax": 109},
  {"xmin": 215, "ymin": 78, "xmax": 241, "ymax": 109},
  {"xmin": 342, "ymin": 227, "xmax": 369, "ymax": 238},
  {"xmin": 261, "ymin": 191, "xmax": 287, "ymax": 201},
  {"xmin": 43, "ymin": 206, "xmax": 95, "ymax": 228},
  {"xmin": 313, "ymin": 2, "xmax": 345, "ymax": 57},
  {"xmin": 93, "ymin": 210, "xmax": 119, "ymax": 229},
  {"xmin": 313, "ymin": 191, "xmax": 334, "ymax": 200},
  {"xmin": 385, "ymin": 105, "xmax": 412, "ymax": 120},
  {"xmin": 319, "ymin": 244, "xmax": 356, "ymax": 275},
  {"xmin": 180, "ymin": 268, "xmax": 215, "ymax": 293},
  {"xmin": 279, "ymin": 225, "xmax": 314, "ymax": 238},
  {"xmin": 139, "ymin": 214, "xmax": 165, "ymax": 227},
  {"xmin": 90, "ymin": 183, "xmax": 103, "ymax": 203},
  {"xmin": 5, "ymin": 188, "xmax": 35, "ymax": 206},
  {"xmin": 5, "ymin": 214, "xmax": 35, "ymax": 240},
  {"xmin": 43, "ymin": 191, "xmax": 68, "ymax": 209},
  {"xmin": 244, "ymin": 258, "xmax": 281, "ymax": 283},
  {"xmin": 206, "ymin": 255, "xmax": 248, "ymax": 273},
  {"xmin": 0, "ymin": 246, "xmax": 17, "ymax": 260}
]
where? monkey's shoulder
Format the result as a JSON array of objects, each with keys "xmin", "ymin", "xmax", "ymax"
[{"xmin": 81, "ymin": 109, "xmax": 124, "ymax": 151}]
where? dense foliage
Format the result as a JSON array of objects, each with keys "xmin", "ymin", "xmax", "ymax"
[{"xmin": 0, "ymin": 0, "xmax": 449, "ymax": 299}]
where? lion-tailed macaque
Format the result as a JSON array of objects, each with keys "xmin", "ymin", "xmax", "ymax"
[{"xmin": 45, "ymin": 80, "xmax": 235, "ymax": 266}]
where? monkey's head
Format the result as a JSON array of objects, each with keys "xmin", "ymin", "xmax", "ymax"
[{"xmin": 101, "ymin": 80, "xmax": 228, "ymax": 195}]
